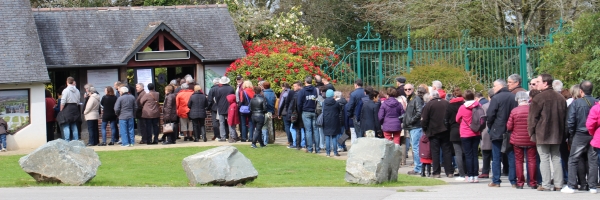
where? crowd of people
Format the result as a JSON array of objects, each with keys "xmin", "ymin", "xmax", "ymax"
[{"xmin": 38, "ymin": 71, "xmax": 600, "ymax": 194}]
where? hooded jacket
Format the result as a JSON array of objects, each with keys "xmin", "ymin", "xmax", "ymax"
[
  {"xmin": 57, "ymin": 85, "xmax": 82, "ymax": 124},
  {"xmin": 187, "ymin": 91, "xmax": 208, "ymax": 119},
  {"xmin": 337, "ymin": 97, "xmax": 348, "ymax": 128},
  {"xmin": 404, "ymin": 94, "xmax": 424, "ymax": 130},
  {"xmin": 507, "ymin": 105, "xmax": 535, "ymax": 146},
  {"xmin": 176, "ymin": 89, "xmax": 194, "ymax": 119},
  {"xmin": 278, "ymin": 88, "xmax": 290, "ymax": 116},
  {"xmin": 456, "ymin": 100, "xmax": 481, "ymax": 138},
  {"xmin": 446, "ymin": 97, "xmax": 464, "ymax": 142},
  {"xmin": 359, "ymin": 97, "xmax": 381, "ymax": 136},
  {"xmin": 486, "ymin": 87, "xmax": 517, "ymax": 141},
  {"xmin": 84, "ymin": 93, "xmax": 100, "ymax": 120},
  {"xmin": 227, "ymin": 94, "xmax": 240, "ymax": 125},
  {"xmin": 322, "ymin": 97, "xmax": 341, "ymax": 136},
  {"xmin": 162, "ymin": 92, "xmax": 177, "ymax": 122},
  {"xmin": 297, "ymin": 85, "xmax": 318, "ymax": 113},
  {"xmin": 586, "ymin": 102, "xmax": 600, "ymax": 148},
  {"xmin": 528, "ymin": 88, "xmax": 567, "ymax": 145},
  {"xmin": 346, "ymin": 87, "xmax": 366, "ymax": 118},
  {"xmin": 378, "ymin": 97, "xmax": 405, "ymax": 132}
]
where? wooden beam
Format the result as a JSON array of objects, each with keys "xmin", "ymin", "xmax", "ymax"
[
  {"xmin": 162, "ymin": 32, "xmax": 186, "ymax": 50},
  {"xmin": 158, "ymin": 35, "xmax": 165, "ymax": 51},
  {"xmin": 126, "ymin": 56, "xmax": 201, "ymax": 67},
  {"xmin": 138, "ymin": 34, "xmax": 159, "ymax": 52}
]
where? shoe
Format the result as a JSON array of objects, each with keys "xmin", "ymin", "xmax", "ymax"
[
  {"xmin": 343, "ymin": 147, "xmax": 348, "ymax": 152},
  {"xmin": 304, "ymin": 149, "xmax": 309, "ymax": 153},
  {"xmin": 488, "ymin": 183, "xmax": 500, "ymax": 187},
  {"xmin": 162, "ymin": 141, "xmax": 170, "ymax": 145},
  {"xmin": 590, "ymin": 189, "xmax": 597, "ymax": 194},
  {"xmin": 117, "ymin": 141, "xmax": 122, "ymax": 145},
  {"xmin": 147, "ymin": 142, "xmax": 157, "ymax": 145},
  {"xmin": 554, "ymin": 187, "xmax": 563, "ymax": 191},
  {"xmin": 530, "ymin": 185, "xmax": 538, "ymax": 189},
  {"xmin": 287, "ymin": 145, "xmax": 294, "ymax": 148},
  {"xmin": 473, "ymin": 177, "xmax": 479, "ymax": 183},
  {"xmin": 334, "ymin": 153, "xmax": 341, "ymax": 157},
  {"xmin": 537, "ymin": 187, "xmax": 552, "ymax": 191},
  {"xmin": 98, "ymin": 143, "xmax": 107, "ymax": 146},
  {"xmin": 431, "ymin": 174, "xmax": 441, "ymax": 178},
  {"xmin": 129, "ymin": 144, "xmax": 133, "ymax": 147},
  {"xmin": 512, "ymin": 184, "xmax": 517, "ymax": 188},
  {"xmin": 1, "ymin": 148, "xmax": 6, "ymax": 152},
  {"xmin": 326, "ymin": 154, "xmax": 331, "ymax": 157},
  {"xmin": 121, "ymin": 145, "xmax": 129, "ymax": 147},
  {"xmin": 229, "ymin": 140, "xmax": 237, "ymax": 143},
  {"xmin": 184, "ymin": 137, "xmax": 189, "ymax": 141},
  {"xmin": 211, "ymin": 136, "xmax": 216, "ymax": 141},
  {"xmin": 478, "ymin": 174, "xmax": 489, "ymax": 178},
  {"xmin": 407, "ymin": 170, "xmax": 420, "ymax": 175},
  {"xmin": 250, "ymin": 144, "xmax": 258, "ymax": 149},
  {"xmin": 218, "ymin": 139, "xmax": 226, "ymax": 142},
  {"xmin": 86, "ymin": 143, "xmax": 96, "ymax": 146},
  {"xmin": 158, "ymin": 139, "xmax": 164, "ymax": 142},
  {"xmin": 194, "ymin": 139, "xmax": 199, "ymax": 142},
  {"xmin": 516, "ymin": 186, "xmax": 524, "ymax": 189},
  {"xmin": 579, "ymin": 185, "xmax": 590, "ymax": 191},
  {"xmin": 139, "ymin": 141, "xmax": 146, "ymax": 144},
  {"xmin": 241, "ymin": 139, "xmax": 247, "ymax": 142},
  {"xmin": 447, "ymin": 174, "xmax": 454, "ymax": 178},
  {"xmin": 561, "ymin": 186, "xmax": 575, "ymax": 194},
  {"xmin": 260, "ymin": 145, "xmax": 267, "ymax": 148},
  {"xmin": 108, "ymin": 142, "xmax": 114, "ymax": 145},
  {"xmin": 455, "ymin": 176, "xmax": 465, "ymax": 181}
]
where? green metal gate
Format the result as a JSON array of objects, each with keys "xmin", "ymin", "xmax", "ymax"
[{"xmin": 323, "ymin": 23, "xmax": 559, "ymax": 90}]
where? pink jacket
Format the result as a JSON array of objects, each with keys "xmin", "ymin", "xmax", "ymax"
[
  {"xmin": 456, "ymin": 100, "xmax": 481, "ymax": 138},
  {"xmin": 586, "ymin": 102, "xmax": 600, "ymax": 148}
]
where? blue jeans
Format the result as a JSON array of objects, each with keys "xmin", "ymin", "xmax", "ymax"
[
  {"xmin": 507, "ymin": 150, "xmax": 517, "ymax": 185},
  {"xmin": 241, "ymin": 114, "xmax": 253, "ymax": 141},
  {"xmin": 302, "ymin": 112, "xmax": 320, "ymax": 153},
  {"xmin": 325, "ymin": 135, "xmax": 338, "ymax": 155},
  {"xmin": 0, "ymin": 133, "xmax": 6, "ymax": 149},
  {"xmin": 337, "ymin": 126, "xmax": 347, "ymax": 149},
  {"xmin": 410, "ymin": 128, "xmax": 423, "ymax": 173},
  {"xmin": 101, "ymin": 120, "xmax": 118, "ymax": 143},
  {"xmin": 318, "ymin": 127, "xmax": 325, "ymax": 149},
  {"xmin": 492, "ymin": 140, "xmax": 503, "ymax": 184},
  {"xmin": 61, "ymin": 122, "xmax": 79, "ymax": 141},
  {"xmin": 291, "ymin": 127, "xmax": 306, "ymax": 147},
  {"xmin": 283, "ymin": 116, "xmax": 292, "ymax": 144},
  {"xmin": 119, "ymin": 118, "xmax": 135, "ymax": 146}
]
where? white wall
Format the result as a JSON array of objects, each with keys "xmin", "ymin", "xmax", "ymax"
[{"xmin": 0, "ymin": 83, "xmax": 47, "ymax": 151}]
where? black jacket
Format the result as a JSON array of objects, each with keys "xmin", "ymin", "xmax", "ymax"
[
  {"xmin": 403, "ymin": 94, "xmax": 424, "ymax": 130},
  {"xmin": 421, "ymin": 97, "xmax": 449, "ymax": 137},
  {"xmin": 337, "ymin": 97, "xmax": 348, "ymax": 128},
  {"xmin": 567, "ymin": 95, "xmax": 597, "ymax": 138},
  {"xmin": 486, "ymin": 87, "xmax": 517, "ymax": 141},
  {"xmin": 283, "ymin": 90, "xmax": 297, "ymax": 121},
  {"xmin": 250, "ymin": 94, "xmax": 267, "ymax": 116},
  {"xmin": 187, "ymin": 91, "xmax": 208, "ymax": 119},
  {"xmin": 101, "ymin": 95, "xmax": 118, "ymax": 121},
  {"xmin": 207, "ymin": 85, "xmax": 219, "ymax": 112},
  {"xmin": 446, "ymin": 100, "xmax": 464, "ymax": 142},
  {"xmin": 359, "ymin": 97, "xmax": 381, "ymax": 136},
  {"xmin": 215, "ymin": 84, "xmax": 235, "ymax": 114},
  {"xmin": 323, "ymin": 97, "xmax": 341, "ymax": 136}
]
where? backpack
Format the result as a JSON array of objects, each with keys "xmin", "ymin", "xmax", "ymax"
[
  {"xmin": 469, "ymin": 105, "xmax": 487, "ymax": 132},
  {"xmin": 316, "ymin": 96, "xmax": 324, "ymax": 116},
  {"xmin": 289, "ymin": 95, "xmax": 299, "ymax": 123},
  {"xmin": 419, "ymin": 134, "xmax": 431, "ymax": 159}
]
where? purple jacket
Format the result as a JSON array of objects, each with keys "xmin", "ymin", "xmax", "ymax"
[{"xmin": 378, "ymin": 98, "xmax": 405, "ymax": 132}]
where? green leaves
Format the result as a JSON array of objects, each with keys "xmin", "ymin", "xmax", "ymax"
[{"xmin": 403, "ymin": 61, "xmax": 485, "ymax": 93}]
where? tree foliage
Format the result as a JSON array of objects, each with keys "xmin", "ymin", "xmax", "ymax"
[
  {"xmin": 537, "ymin": 12, "xmax": 600, "ymax": 95},
  {"xmin": 403, "ymin": 61, "xmax": 485, "ymax": 93}
]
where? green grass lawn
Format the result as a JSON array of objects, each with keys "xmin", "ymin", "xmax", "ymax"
[{"xmin": 0, "ymin": 145, "xmax": 445, "ymax": 187}]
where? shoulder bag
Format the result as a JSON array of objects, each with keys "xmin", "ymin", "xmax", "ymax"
[{"xmin": 239, "ymin": 92, "xmax": 251, "ymax": 114}]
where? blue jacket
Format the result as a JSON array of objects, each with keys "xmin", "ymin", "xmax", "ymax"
[
  {"xmin": 346, "ymin": 87, "xmax": 366, "ymax": 118},
  {"xmin": 297, "ymin": 85, "xmax": 318, "ymax": 113},
  {"xmin": 263, "ymin": 89, "xmax": 276, "ymax": 113}
]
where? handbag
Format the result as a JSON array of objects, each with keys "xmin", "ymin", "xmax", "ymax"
[
  {"xmin": 162, "ymin": 122, "xmax": 174, "ymax": 133},
  {"xmin": 337, "ymin": 133, "xmax": 350, "ymax": 145},
  {"xmin": 316, "ymin": 113, "xmax": 324, "ymax": 127},
  {"xmin": 239, "ymin": 92, "xmax": 251, "ymax": 114},
  {"xmin": 501, "ymin": 132, "xmax": 513, "ymax": 153}
]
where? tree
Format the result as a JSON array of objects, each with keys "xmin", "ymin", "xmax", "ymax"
[{"xmin": 537, "ymin": 12, "xmax": 600, "ymax": 95}]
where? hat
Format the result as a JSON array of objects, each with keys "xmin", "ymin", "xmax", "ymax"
[
  {"xmin": 326, "ymin": 89, "xmax": 334, "ymax": 98},
  {"xmin": 396, "ymin": 76, "xmax": 406, "ymax": 83},
  {"xmin": 219, "ymin": 76, "xmax": 231, "ymax": 85},
  {"xmin": 236, "ymin": 75, "xmax": 243, "ymax": 80}
]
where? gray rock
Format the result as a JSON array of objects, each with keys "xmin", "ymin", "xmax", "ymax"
[
  {"xmin": 345, "ymin": 138, "xmax": 402, "ymax": 184},
  {"xmin": 182, "ymin": 146, "xmax": 258, "ymax": 186},
  {"xmin": 19, "ymin": 139, "xmax": 101, "ymax": 185}
]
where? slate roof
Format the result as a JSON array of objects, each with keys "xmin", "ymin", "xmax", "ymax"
[
  {"xmin": 32, "ymin": 5, "xmax": 246, "ymax": 67},
  {"xmin": 0, "ymin": 0, "xmax": 50, "ymax": 84}
]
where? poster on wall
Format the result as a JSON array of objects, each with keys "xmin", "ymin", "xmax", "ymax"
[
  {"xmin": 0, "ymin": 89, "xmax": 30, "ymax": 134},
  {"xmin": 87, "ymin": 69, "xmax": 119, "ymax": 97},
  {"xmin": 205, "ymin": 64, "xmax": 229, "ymax": 94},
  {"xmin": 136, "ymin": 68, "xmax": 153, "ymax": 93}
]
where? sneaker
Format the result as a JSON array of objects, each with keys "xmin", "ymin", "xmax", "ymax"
[
  {"xmin": 455, "ymin": 176, "xmax": 466, "ymax": 181},
  {"xmin": 561, "ymin": 186, "xmax": 575, "ymax": 194},
  {"xmin": 121, "ymin": 145, "xmax": 128, "ymax": 147},
  {"xmin": 1, "ymin": 148, "xmax": 6, "ymax": 152},
  {"xmin": 98, "ymin": 143, "xmax": 107, "ymax": 146},
  {"xmin": 407, "ymin": 170, "xmax": 420, "ymax": 175},
  {"xmin": 473, "ymin": 177, "xmax": 479, "ymax": 183},
  {"xmin": 287, "ymin": 145, "xmax": 296, "ymax": 149},
  {"xmin": 129, "ymin": 144, "xmax": 133, "ymax": 147},
  {"xmin": 108, "ymin": 142, "xmax": 114, "ymax": 145},
  {"xmin": 250, "ymin": 144, "xmax": 258, "ymax": 149},
  {"xmin": 478, "ymin": 174, "xmax": 489, "ymax": 178},
  {"xmin": 117, "ymin": 141, "xmax": 122, "ymax": 145},
  {"xmin": 590, "ymin": 189, "xmax": 597, "ymax": 194}
]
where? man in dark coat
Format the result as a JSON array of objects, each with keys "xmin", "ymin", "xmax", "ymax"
[
  {"xmin": 215, "ymin": 76, "xmax": 235, "ymax": 141},
  {"xmin": 404, "ymin": 84, "xmax": 425, "ymax": 175},
  {"xmin": 207, "ymin": 78, "xmax": 221, "ymax": 140},
  {"xmin": 286, "ymin": 81, "xmax": 303, "ymax": 149},
  {"xmin": 134, "ymin": 83, "xmax": 147, "ymax": 144},
  {"xmin": 562, "ymin": 81, "xmax": 598, "ymax": 193},
  {"xmin": 346, "ymin": 79, "xmax": 367, "ymax": 138},
  {"xmin": 421, "ymin": 90, "xmax": 452, "ymax": 178},
  {"xmin": 529, "ymin": 74, "xmax": 567, "ymax": 191},
  {"xmin": 486, "ymin": 79, "xmax": 518, "ymax": 187}
]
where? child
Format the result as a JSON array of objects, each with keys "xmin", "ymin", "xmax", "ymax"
[
  {"xmin": 226, "ymin": 94, "xmax": 240, "ymax": 143},
  {"xmin": 0, "ymin": 118, "xmax": 8, "ymax": 152},
  {"xmin": 419, "ymin": 133, "xmax": 432, "ymax": 177}
]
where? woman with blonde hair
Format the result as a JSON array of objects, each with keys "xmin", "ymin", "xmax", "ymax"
[{"xmin": 239, "ymin": 80, "xmax": 255, "ymax": 141}]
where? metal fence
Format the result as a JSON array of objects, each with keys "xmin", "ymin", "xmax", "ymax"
[{"xmin": 323, "ymin": 23, "xmax": 561, "ymax": 90}]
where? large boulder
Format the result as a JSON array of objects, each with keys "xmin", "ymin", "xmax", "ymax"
[
  {"xmin": 19, "ymin": 139, "xmax": 101, "ymax": 185},
  {"xmin": 345, "ymin": 138, "xmax": 402, "ymax": 184},
  {"xmin": 182, "ymin": 146, "xmax": 258, "ymax": 186}
]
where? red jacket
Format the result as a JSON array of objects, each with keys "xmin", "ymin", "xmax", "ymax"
[
  {"xmin": 239, "ymin": 88, "xmax": 255, "ymax": 105},
  {"xmin": 45, "ymin": 97, "xmax": 56, "ymax": 122},
  {"xmin": 227, "ymin": 94, "xmax": 240, "ymax": 126},
  {"xmin": 507, "ymin": 105, "xmax": 535, "ymax": 146}
]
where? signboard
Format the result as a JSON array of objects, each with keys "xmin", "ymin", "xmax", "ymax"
[
  {"xmin": 87, "ymin": 69, "xmax": 119, "ymax": 97},
  {"xmin": 136, "ymin": 68, "xmax": 153, "ymax": 93},
  {"xmin": 0, "ymin": 89, "xmax": 30, "ymax": 134},
  {"xmin": 205, "ymin": 64, "xmax": 228, "ymax": 94}
]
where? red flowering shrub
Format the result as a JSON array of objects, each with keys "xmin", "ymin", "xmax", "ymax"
[{"xmin": 227, "ymin": 39, "xmax": 350, "ymax": 93}]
